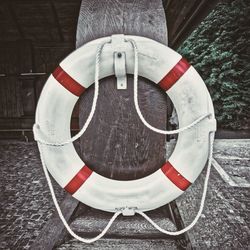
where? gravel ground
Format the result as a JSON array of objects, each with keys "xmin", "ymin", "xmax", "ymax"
[{"xmin": 0, "ymin": 141, "xmax": 65, "ymax": 250}]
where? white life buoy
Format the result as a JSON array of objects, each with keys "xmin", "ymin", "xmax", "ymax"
[{"xmin": 35, "ymin": 35, "xmax": 216, "ymax": 213}]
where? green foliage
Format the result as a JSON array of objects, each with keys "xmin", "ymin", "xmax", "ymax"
[{"xmin": 178, "ymin": 0, "xmax": 250, "ymax": 129}]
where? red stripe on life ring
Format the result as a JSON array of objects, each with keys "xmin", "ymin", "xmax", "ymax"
[
  {"xmin": 158, "ymin": 58, "xmax": 190, "ymax": 91},
  {"xmin": 52, "ymin": 66, "xmax": 85, "ymax": 96},
  {"xmin": 64, "ymin": 165, "xmax": 93, "ymax": 194},
  {"xmin": 161, "ymin": 161, "xmax": 191, "ymax": 191}
]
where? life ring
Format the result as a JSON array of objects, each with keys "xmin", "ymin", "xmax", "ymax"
[{"xmin": 35, "ymin": 35, "xmax": 216, "ymax": 212}]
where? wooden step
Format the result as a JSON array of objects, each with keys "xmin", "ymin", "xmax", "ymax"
[
  {"xmin": 56, "ymin": 238, "xmax": 178, "ymax": 250},
  {"xmin": 70, "ymin": 207, "xmax": 177, "ymax": 239}
]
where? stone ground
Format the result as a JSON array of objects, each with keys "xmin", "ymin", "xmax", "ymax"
[
  {"xmin": 176, "ymin": 139, "xmax": 250, "ymax": 249},
  {"xmin": 0, "ymin": 141, "xmax": 65, "ymax": 250},
  {"xmin": 0, "ymin": 139, "xmax": 249, "ymax": 249}
]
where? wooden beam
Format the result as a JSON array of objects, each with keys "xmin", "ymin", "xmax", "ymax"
[
  {"xmin": 70, "ymin": 207, "xmax": 177, "ymax": 239},
  {"xmin": 164, "ymin": 0, "xmax": 173, "ymax": 11},
  {"xmin": 170, "ymin": 0, "xmax": 208, "ymax": 47},
  {"xmin": 76, "ymin": 0, "xmax": 168, "ymax": 180},
  {"xmin": 167, "ymin": 202, "xmax": 193, "ymax": 248},
  {"xmin": 0, "ymin": 116, "xmax": 79, "ymax": 130},
  {"xmin": 31, "ymin": 194, "xmax": 81, "ymax": 250},
  {"xmin": 167, "ymin": 0, "xmax": 220, "ymax": 48},
  {"xmin": 33, "ymin": 41, "xmax": 74, "ymax": 48},
  {"xmin": 58, "ymin": 238, "xmax": 179, "ymax": 249}
]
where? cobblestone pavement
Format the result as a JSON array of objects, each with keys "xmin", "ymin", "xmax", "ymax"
[
  {"xmin": 176, "ymin": 139, "xmax": 250, "ymax": 249},
  {"xmin": 0, "ymin": 140, "xmax": 249, "ymax": 249},
  {"xmin": 0, "ymin": 141, "xmax": 65, "ymax": 250}
]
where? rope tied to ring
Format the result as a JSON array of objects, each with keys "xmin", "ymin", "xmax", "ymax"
[{"xmin": 34, "ymin": 38, "xmax": 215, "ymax": 243}]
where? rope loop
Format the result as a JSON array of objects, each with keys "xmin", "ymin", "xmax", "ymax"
[
  {"xmin": 126, "ymin": 38, "xmax": 211, "ymax": 134},
  {"xmin": 33, "ymin": 39, "xmax": 111, "ymax": 147},
  {"xmin": 136, "ymin": 131, "xmax": 215, "ymax": 236}
]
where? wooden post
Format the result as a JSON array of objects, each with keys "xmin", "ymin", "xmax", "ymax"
[
  {"xmin": 32, "ymin": 2, "xmax": 175, "ymax": 249},
  {"xmin": 76, "ymin": 0, "xmax": 168, "ymax": 180}
]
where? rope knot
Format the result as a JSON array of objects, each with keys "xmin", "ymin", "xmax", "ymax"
[{"xmin": 116, "ymin": 207, "xmax": 137, "ymax": 216}]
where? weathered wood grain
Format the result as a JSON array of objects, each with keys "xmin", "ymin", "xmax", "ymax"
[
  {"xmin": 70, "ymin": 207, "xmax": 176, "ymax": 239},
  {"xmin": 76, "ymin": 0, "xmax": 168, "ymax": 180},
  {"xmin": 56, "ymin": 238, "xmax": 178, "ymax": 250}
]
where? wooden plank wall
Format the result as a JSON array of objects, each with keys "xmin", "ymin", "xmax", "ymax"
[
  {"xmin": 0, "ymin": 0, "xmax": 81, "ymax": 131},
  {"xmin": 0, "ymin": 40, "xmax": 32, "ymax": 118},
  {"xmin": 163, "ymin": 0, "xmax": 220, "ymax": 48},
  {"xmin": 0, "ymin": 42, "xmax": 73, "ymax": 130}
]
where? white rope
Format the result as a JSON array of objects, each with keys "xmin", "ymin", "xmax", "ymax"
[
  {"xmin": 34, "ymin": 39, "xmax": 210, "ymax": 144},
  {"xmin": 126, "ymin": 38, "xmax": 211, "ymax": 134},
  {"xmin": 125, "ymin": 38, "xmax": 215, "ymax": 235},
  {"xmin": 35, "ymin": 40, "xmax": 123, "ymax": 244},
  {"xmin": 34, "ymin": 37, "xmax": 215, "ymax": 242},
  {"xmin": 135, "ymin": 131, "xmax": 215, "ymax": 235},
  {"xmin": 33, "ymin": 39, "xmax": 111, "ymax": 146},
  {"xmin": 39, "ymin": 144, "xmax": 121, "ymax": 243}
]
